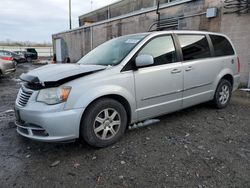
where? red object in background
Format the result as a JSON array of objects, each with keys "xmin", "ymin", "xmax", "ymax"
[{"xmin": 0, "ymin": 56, "xmax": 13, "ymax": 61}]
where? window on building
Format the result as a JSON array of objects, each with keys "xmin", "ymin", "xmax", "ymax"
[
  {"xmin": 138, "ymin": 35, "xmax": 178, "ymax": 66},
  {"xmin": 210, "ymin": 35, "xmax": 235, "ymax": 57},
  {"xmin": 178, "ymin": 35, "xmax": 211, "ymax": 61}
]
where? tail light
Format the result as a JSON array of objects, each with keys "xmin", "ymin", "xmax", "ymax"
[
  {"xmin": 0, "ymin": 56, "xmax": 13, "ymax": 61},
  {"xmin": 237, "ymin": 57, "xmax": 240, "ymax": 73}
]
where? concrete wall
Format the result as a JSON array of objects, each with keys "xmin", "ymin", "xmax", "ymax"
[
  {"xmin": 53, "ymin": 0, "xmax": 210, "ymax": 61},
  {"xmin": 79, "ymin": 0, "xmax": 158, "ymax": 25},
  {"xmin": 220, "ymin": 13, "xmax": 250, "ymax": 86},
  {"xmin": 79, "ymin": 0, "xmax": 187, "ymax": 26},
  {"xmin": 53, "ymin": 0, "xmax": 250, "ymax": 85}
]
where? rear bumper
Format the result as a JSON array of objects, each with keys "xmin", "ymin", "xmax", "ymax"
[
  {"xmin": 3, "ymin": 68, "xmax": 16, "ymax": 74},
  {"xmin": 15, "ymin": 105, "xmax": 84, "ymax": 142},
  {"xmin": 233, "ymin": 74, "xmax": 240, "ymax": 91},
  {"xmin": 17, "ymin": 58, "xmax": 26, "ymax": 63}
]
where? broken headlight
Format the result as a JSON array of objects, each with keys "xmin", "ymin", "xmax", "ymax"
[{"xmin": 37, "ymin": 86, "xmax": 71, "ymax": 105}]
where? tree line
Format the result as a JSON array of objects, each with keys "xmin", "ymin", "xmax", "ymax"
[{"xmin": 0, "ymin": 39, "xmax": 52, "ymax": 47}]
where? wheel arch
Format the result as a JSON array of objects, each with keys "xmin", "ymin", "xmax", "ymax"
[
  {"xmin": 79, "ymin": 94, "xmax": 132, "ymax": 134},
  {"xmin": 221, "ymin": 74, "xmax": 233, "ymax": 86},
  {"xmin": 214, "ymin": 69, "xmax": 234, "ymax": 92},
  {"xmin": 213, "ymin": 75, "xmax": 233, "ymax": 109}
]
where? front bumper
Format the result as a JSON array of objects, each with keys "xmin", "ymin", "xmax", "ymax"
[{"xmin": 15, "ymin": 104, "xmax": 84, "ymax": 142}]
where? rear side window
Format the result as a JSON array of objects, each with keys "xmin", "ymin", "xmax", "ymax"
[
  {"xmin": 138, "ymin": 35, "xmax": 178, "ymax": 66},
  {"xmin": 178, "ymin": 35, "xmax": 211, "ymax": 61},
  {"xmin": 0, "ymin": 51, "xmax": 11, "ymax": 56},
  {"xmin": 27, "ymin": 49, "xmax": 37, "ymax": 53},
  {"xmin": 210, "ymin": 35, "xmax": 235, "ymax": 57}
]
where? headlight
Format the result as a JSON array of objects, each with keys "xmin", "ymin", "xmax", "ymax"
[{"xmin": 37, "ymin": 86, "xmax": 71, "ymax": 105}]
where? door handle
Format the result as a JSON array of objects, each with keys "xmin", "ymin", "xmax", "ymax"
[
  {"xmin": 171, "ymin": 69, "xmax": 182, "ymax": 74},
  {"xmin": 185, "ymin": 66, "xmax": 193, "ymax": 72}
]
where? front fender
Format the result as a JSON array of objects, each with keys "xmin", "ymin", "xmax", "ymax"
[{"xmin": 65, "ymin": 84, "xmax": 137, "ymax": 123}]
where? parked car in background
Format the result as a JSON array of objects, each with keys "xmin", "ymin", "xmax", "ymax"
[
  {"xmin": 15, "ymin": 31, "xmax": 240, "ymax": 147},
  {"xmin": 0, "ymin": 55, "xmax": 16, "ymax": 76},
  {"xmin": 15, "ymin": 48, "xmax": 38, "ymax": 62},
  {"xmin": 0, "ymin": 50, "xmax": 26, "ymax": 64},
  {"xmin": 25, "ymin": 48, "xmax": 38, "ymax": 62},
  {"xmin": 14, "ymin": 51, "xmax": 32, "ymax": 63},
  {"xmin": 14, "ymin": 48, "xmax": 38, "ymax": 62}
]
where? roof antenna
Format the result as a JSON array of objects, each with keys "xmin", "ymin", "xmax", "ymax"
[
  {"xmin": 156, "ymin": 0, "xmax": 161, "ymax": 31},
  {"xmin": 91, "ymin": 0, "xmax": 93, "ymax": 10}
]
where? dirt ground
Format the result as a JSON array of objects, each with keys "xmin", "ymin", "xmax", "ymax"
[{"xmin": 0, "ymin": 63, "xmax": 250, "ymax": 188}]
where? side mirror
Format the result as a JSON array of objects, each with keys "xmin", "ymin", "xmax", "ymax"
[{"xmin": 135, "ymin": 54, "xmax": 154, "ymax": 68}]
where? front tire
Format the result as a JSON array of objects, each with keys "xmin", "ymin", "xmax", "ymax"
[
  {"xmin": 14, "ymin": 60, "xmax": 18, "ymax": 66},
  {"xmin": 213, "ymin": 79, "xmax": 232, "ymax": 109},
  {"xmin": 81, "ymin": 98, "xmax": 127, "ymax": 148}
]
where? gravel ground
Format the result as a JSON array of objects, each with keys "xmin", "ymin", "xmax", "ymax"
[{"xmin": 0, "ymin": 63, "xmax": 250, "ymax": 188}]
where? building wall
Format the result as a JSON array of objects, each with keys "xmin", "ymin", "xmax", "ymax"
[
  {"xmin": 220, "ymin": 13, "xmax": 250, "ymax": 85},
  {"xmin": 53, "ymin": 0, "xmax": 250, "ymax": 85},
  {"xmin": 79, "ymin": 0, "xmax": 158, "ymax": 25},
  {"xmin": 78, "ymin": 0, "xmax": 190, "ymax": 26},
  {"xmin": 54, "ymin": 0, "xmax": 210, "ymax": 60}
]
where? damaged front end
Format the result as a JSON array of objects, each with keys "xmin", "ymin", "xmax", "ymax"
[
  {"xmin": 15, "ymin": 64, "xmax": 107, "ymax": 141},
  {"xmin": 16, "ymin": 64, "xmax": 107, "ymax": 107},
  {"xmin": 20, "ymin": 70, "xmax": 102, "ymax": 90}
]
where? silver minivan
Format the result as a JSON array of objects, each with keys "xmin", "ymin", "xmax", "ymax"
[{"xmin": 15, "ymin": 31, "xmax": 240, "ymax": 147}]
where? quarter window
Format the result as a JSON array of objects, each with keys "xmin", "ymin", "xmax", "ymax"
[
  {"xmin": 138, "ymin": 35, "xmax": 178, "ymax": 66},
  {"xmin": 210, "ymin": 35, "xmax": 235, "ymax": 57},
  {"xmin": 178, "ymin": 35, "xmax": 211, "ymax": 61},
  {"xmin": 0, "ymin": 51, "xmax": 11, "ymax": 56}
]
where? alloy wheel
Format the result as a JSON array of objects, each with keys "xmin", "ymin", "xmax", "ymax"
[
  {"xmin": 219, "ymin": 85, "xmax": 230, "ymax": 105},
  {"xmin": 93, "ymin": 108, "xmax": 121, "ymax": 140}
]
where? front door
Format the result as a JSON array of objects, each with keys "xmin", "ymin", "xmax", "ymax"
[{"xmin": 134, "ymin": 35, "xmax": 183, "ymax": 121}]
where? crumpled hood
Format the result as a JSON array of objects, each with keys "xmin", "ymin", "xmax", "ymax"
[{"xmin": 20, "ymin": 64, "xmax": 106, "ymax": 89}]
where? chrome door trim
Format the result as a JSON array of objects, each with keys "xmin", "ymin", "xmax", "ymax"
[
  {"xmin": 141, "ymin": 90, "xmax": 183, "ymax": 101},
  {"xmin": 185, "ymin": 82, "xmax": 212, "ymax": 91}
]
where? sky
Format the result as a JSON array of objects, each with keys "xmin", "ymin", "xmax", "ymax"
[{"xmin": 0, "ymin": 0, "xmax": 118, "ymax": 43}]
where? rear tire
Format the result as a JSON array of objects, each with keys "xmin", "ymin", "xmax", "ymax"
[
  {"xmin": 213, "ymin": 79, "xmax": 232, "ymax": 109},
  {"xmin": 81, "ymin": 98, "xmax": 127, "ymax": 148},
  {"xmin": 27, "ymin": 57, "xmax": 32, "ymax": 63}
]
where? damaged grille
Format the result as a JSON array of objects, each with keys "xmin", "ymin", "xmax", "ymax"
[{"xmin": 18, "ymin": 86, "xmax": 33, "ymax": 107}]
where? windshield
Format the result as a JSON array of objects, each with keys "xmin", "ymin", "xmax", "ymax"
[{"xmin": 78, "ymin": 34, "xmax": 148, "ymax": 66}]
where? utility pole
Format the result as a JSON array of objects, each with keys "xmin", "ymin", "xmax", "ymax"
[{"xmin": 69, "ymin": 0, "xmax": 72, "ymax": 30}]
